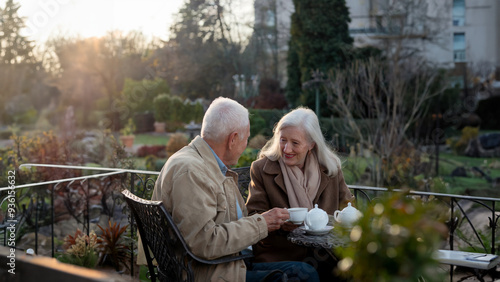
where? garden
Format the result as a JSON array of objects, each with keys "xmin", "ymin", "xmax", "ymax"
[{"xmin": 1, "ymin": 0, "xmax": 500, "ymax": 280}]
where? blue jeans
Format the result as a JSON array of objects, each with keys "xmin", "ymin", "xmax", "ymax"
[{"xmin": 246, "ymin": 261, "xmax": 320, "ymax": 282}]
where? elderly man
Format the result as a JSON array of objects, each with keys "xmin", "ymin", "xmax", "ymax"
[{"xmin": 139, "ymin": 97, "xmax": 319, "ymax": 281}]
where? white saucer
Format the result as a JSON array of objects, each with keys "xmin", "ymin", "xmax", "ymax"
[
  {"xmin": 300, "ymin": 226, "xmax": 333, "ymax": 235},
  {"xmin": 290, "ymin": 220, "xmax": 304, "ymax": 225}
]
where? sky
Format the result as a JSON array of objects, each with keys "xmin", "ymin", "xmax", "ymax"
[{"xmin": 10, "ymin": 0, "xmax": 186, "ymax": 43}]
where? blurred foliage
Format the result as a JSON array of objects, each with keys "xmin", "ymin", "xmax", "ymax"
[
  {"xmin": 382, "ymin": 143, "xmax": 432, "ymax": 189},
  {"xmin": 236, "ymin": 148, "xmax": 258, "ymax": 168},
  {"xmin": 246, "ymin": 78, "xmax": 287, "ymax": 110},
  {"xmin": 136, "ymin": 145, "xmax": 166, "ymax": 158},
  {"xmin": 97, "ymin": 221, "xmax": 131, "ymax": 272},
  {"xmin": 335, "ymin": 192, "xmax": 448, "ymax": 282},
  {"xmin": 153, "ymin": 94, "xmax": 204, "ymax": 126},
  {"xmin": 166, "ymin": 133, "xmax": 188, "ymax": 157},
  {"xmin": 248, "ymin": 134, "xmax": 268, "ymax": 150},
  {"xmin": 0, "ymin": 130, "xmax": 132, "ymax": 189},
  {"xmin": 476, "ymin": 96, "xmax": 500, "ymax": 130},
  {"xmin": 121, "ymin": 78, "xmax": 170, "ymax": 119},
  {"xmin": 58, "ymin": 229, "xmax": 99, "ymax": 269},
  {"xmin": 248, "ymin": 109, "xmax": 286, "ymax": 139},
  {"xmin": 120, "ymin": 118, "xmax": 136, "ymax": 136},
  {"xmin": 446, "ymin": 126, "xmax": 479, "ymax": 155}
]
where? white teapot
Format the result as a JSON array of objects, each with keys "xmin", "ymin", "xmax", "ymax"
[
  {"xmin": 305, "ymin": 204, "xmax": 329, "ymax": 230},
  {"xmin": 333, "ymin": 202, "xmax": 362, "ymax": 227}
]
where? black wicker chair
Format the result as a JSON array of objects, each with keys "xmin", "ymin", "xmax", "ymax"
[
  {"xmin": 121, "ymin": 189, "xmax": 253, "ymax": 282},
  {"xmin": 233, "ymin": 166, "xmax": 251, "ymax": 201}
]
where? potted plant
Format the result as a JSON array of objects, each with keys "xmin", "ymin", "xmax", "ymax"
[
  {"xmin": 119, "ymin": 118, "xmax": 136, "ymax": 148},
  {"xmin": 153, "ymin": 94, "xmax": 170, "ymax": 133}
]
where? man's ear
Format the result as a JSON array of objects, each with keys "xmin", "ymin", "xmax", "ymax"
[{"xmin": 227, "ymin": 131, "xmax": 238, "ymax": 150}]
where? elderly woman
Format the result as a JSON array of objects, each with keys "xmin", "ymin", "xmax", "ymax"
[{"xmin": 246, "ymin": 107, "xmax": 354, "ymax": 268}]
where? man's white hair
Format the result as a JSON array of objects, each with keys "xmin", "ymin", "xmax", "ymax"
[{"xmin": 201, "ymin": 97, "xmax": 249, "ymax": 143}]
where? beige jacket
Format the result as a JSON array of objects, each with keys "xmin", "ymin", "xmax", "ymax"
[{"xmin": 137, "ymin": 136, "xmax": 268, "ymax": 281}]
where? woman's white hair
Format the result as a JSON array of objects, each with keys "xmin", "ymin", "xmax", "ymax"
[
  {"xmin": 259, "ymin": 107, "xmax": 341, "ymax": 176},
  {"xmin": 201, "ymin": 97, "xmax": 249, "ymax": 143}
]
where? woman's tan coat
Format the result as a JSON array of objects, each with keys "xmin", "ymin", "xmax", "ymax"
[{"xmin": 246, "ymin": 156, "xmax": 354, "ymax": 262}]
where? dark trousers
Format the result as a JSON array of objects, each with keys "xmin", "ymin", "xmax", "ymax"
[{"xmin": 246, "ymin": 261, "xmax": 320, "ymax": 282}]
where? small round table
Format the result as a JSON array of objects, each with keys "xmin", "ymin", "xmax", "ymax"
[{"xmin": 287, "ymin": 227, "xmax": 348, "ymax": 249}]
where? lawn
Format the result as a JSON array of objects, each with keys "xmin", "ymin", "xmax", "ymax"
[
  {"xmin": 339, "ymin": 152, "xmax": 500, "ymax": 197},
  {"xmin": 134, "ymin": 133, "xmax": 169, "ymax": 146},
  {"xmin": 439, "ymin": 152, "xmax": 500, "ymax": 196}
]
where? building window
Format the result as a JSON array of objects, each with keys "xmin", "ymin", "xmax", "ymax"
[
  {"xmin": 265, "ymin": 9, "xmax": 275, "ymax": 27},
  {"xmin": 453, "ymin": 33, "xmax": 466, "ymax": 62},
  {"xmin": 452, "ymin": 0, "xmax": 465, "ymax": 26}
]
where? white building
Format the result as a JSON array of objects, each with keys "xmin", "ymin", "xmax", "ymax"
[{"xmin": 253, "ymin": 0, "xmax": 500, "ymax": 86}]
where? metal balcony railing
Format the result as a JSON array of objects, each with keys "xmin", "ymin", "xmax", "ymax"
[{"xmin": 1, "ymin": 163, "xmax": 499, "ymax": 279}]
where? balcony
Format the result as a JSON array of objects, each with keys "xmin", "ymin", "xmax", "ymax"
[{"xmin": 1, "ymin": 163, "xmax": 499, "ymax": 280}]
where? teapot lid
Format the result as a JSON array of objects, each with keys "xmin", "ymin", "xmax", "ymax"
[
  {"xmin": 308, "ymin": 204, "xmax": 326, "ymax": 214},
  {"xmin": 341, "ymin": 202, "xmax": 358, "ymax": 213}
]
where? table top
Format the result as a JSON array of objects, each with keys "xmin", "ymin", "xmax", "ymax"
[
  {"xmin": 287, "ymin": 226, "xmax": 348, "ymax": 249},
  {"xmin": 436, "ymin": 250, "xmax": 500, "ymax": 270}
]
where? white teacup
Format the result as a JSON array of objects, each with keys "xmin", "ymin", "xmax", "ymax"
[{"xmin": 287, "ymin": 207, "xmax": 308, "ymax": 225}]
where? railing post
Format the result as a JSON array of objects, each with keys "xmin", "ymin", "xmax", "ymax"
[
  {"xmin": 491, "ymin": 201, "xmax": 496, "ymax": 255},
  {"xmin": 130, "ymin": 172, "xmax": 135, "ymax": 277},
  {"xmin": 51, "ymin": 184, "xmax": 55, "ymax": 258},
  {"xmin": 450, "ymin": 199, "xmax": 454, "ymax": 251},
  {"xmin": 34, "ymin": 197, "xmax": 38, "ymax": 255},
  {"xmin": 85, "ymin": 179, "xmax": 90, "ymax": 237}
]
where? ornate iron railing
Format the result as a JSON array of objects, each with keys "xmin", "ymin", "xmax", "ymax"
[{"xmin": 1, "ymin": 164, "xmax": 499, "ymax": 279}]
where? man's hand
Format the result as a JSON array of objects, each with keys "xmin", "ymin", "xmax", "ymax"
[
  {"xmin": 262, "ymin": 208, "xmax": 289, "ymax": 232},
  {"xmin": 281, "ymin": 221, "xmax": 299, "ymax": 232}
]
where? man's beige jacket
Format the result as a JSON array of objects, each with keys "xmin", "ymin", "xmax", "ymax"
[{"xmin": 137, "ymin": 136, "xmax": 268, "ymax": 281}]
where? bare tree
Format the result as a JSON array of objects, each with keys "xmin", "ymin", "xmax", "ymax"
[
  {"xmin": 363, "ymin": 0, "xmax": 450, "ymax": 64},
  {"xmin": 325, "ymin": 57, "xmax": 447, "ymax": 186}
]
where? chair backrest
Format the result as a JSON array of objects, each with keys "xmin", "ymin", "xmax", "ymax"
[
  {"xmin": 121, "ymin": 189, "xmax": 195, "ymax": 282},
  {"xmin": 233, "ymin": 166, "xmax": 251, "ymax": 201}
]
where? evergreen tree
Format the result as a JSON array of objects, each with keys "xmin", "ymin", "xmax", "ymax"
[
  {"xmin": 0, "ymin": 0, "xmax": 35, "ymax": 64},
  {"xmin": 0, "ymin": 0, "xmax": 41, "ymax": 124},
  {"xmin": 286, "ymin": 0, "xmax": 353, "ymax": 115},
  {"xmin": 163, "ymin": 0, "xmax": 247, "ymax": 100},
  {"xmin": 285, "ymin": 32, "xmax": 301, "ymax": 107}
]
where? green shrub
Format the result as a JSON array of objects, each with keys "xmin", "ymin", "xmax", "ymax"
[
  {"xmin": 166, "ymin": 133, "xmax": 188, "ymax": 156},
  {"xmin": 122, "ymin": 78, "xmax": 170, "ymax": 116},
  {"xmin": 183, "ymin": 101, "xmax": 204, "ymax": 123},
  {"xmin": 249, "ymin": 114, "xmax": 266, "ymax": 138},
  {"xmin": 153, "ymin": 94, "xmax": 171, "ymax": 122},
  {"xmin": 249, "ymin": 109, "xmax": 285, "ymax": 138},
  {"xmin": 236, "ymin": 148, "xmax": 259, "ymax": 168},
  {"xmin": 451, "ymin": 126, "xmax": 479, "ymax": 154},
  {"xmin": 14, "ymin": 107, "xmax": 37, "ymax": 125},
  {"xmin": 154, "ymin": 94, "xmax": 197, "ymax": 126},
  {"xmin": 120, "ymin": 118, "xmax": 136, "ymax": 136}
]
